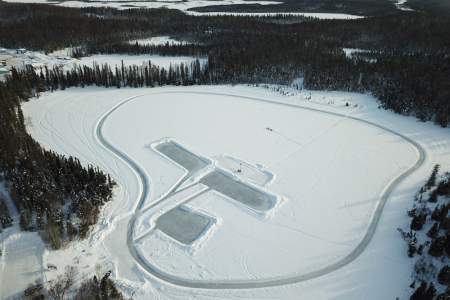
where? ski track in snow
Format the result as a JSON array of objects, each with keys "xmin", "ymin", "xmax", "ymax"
[{"xmin": 269, "ymin": 114, "xmax": 349, "ymax": 168}]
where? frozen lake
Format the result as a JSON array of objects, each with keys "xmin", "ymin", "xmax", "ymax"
[{"xmin": 21, "ymin": 85, "xmax": 441, "ymax": 299}]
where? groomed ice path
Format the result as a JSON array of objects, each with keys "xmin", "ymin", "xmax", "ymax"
[{"xmin": 95, "ymin": 91, "xmax": 425, "ymax": 289}]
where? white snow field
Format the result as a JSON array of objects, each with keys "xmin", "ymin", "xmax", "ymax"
[
  {"xmin": 128, "ymin": 36, "xmax": 191, "ymax": 46},
  {"xmin": 8, "ymin": 84, "xmax": 449, "ymax": 299}
]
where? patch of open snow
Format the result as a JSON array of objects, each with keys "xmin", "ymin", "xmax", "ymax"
[
  {"xmin": 342, "ymin": 48, "xmax": 377, "ymax": 63},
  {"xmin": 128, "ymin": 36, "xmax": 191, "ymax": 46},
  {"xmin": 343, "ymin": 48, "xmax": 370, "ymax": 58},
  {"xmin": 0, "ymin": 183, "xmax": 46, "ymax": 300},
  {"xmin": 18, "ymin": 84, "xmax": 450, "ymax": 299},
  {"xmin": 395, "ymin": 0, "xmax": 414, "ymax": 11},
  {"xmin": 0, "ymin": 231, "xmax": 46, "ymax": 299}
]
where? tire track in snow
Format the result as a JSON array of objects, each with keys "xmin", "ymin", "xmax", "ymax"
[{"xmin": 95, "ymin": 90, "xmax": 425, "ymax": 289}]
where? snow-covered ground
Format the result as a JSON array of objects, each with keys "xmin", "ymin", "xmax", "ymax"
[
  {"xmin": 3, "ymin": 84, "xmax": 448, "ymax": 299},
  {"xmin": 0, "ymin": 231, "xmax": 46, "ymax": 298}
]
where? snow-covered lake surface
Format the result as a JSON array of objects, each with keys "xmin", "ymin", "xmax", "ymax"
[
  {"xmin": 99, "ymin": 88, "xmax": 418, "ymax": 281},
  {"xmin": 3, "ymin": 84, "xmax": 448, "ymax": 299}
]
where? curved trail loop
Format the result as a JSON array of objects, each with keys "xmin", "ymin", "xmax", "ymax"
[{"xmin": 95, "ymin": 90, "xmax": 426, "ymax": 289}]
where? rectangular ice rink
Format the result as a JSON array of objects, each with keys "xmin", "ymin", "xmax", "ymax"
[
  {"xmin": 156, "ymin": 205, "xmax": 213, "ymax": 245},
  {"xmin": 155, "ymin": 141, "xmax": 209, "ymax": 174},
  {"xmin": 200, "ymin": 170, "xmax": 276, "ymax": 212}
]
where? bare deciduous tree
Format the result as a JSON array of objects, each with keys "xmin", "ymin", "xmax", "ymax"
[{"xmin": 47, "ymin": 265, "xmax": 78, "ymax": 300}]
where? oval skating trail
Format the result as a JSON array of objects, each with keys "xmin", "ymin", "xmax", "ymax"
[{"xmin": 95, "ymin": 91, "xmax": 425, "ymax": 289}]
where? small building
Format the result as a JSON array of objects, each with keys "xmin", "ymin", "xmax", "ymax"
[
  {"xmin": 0, "ymin": 60, "xmax": 6, "ymax": 66},
  {"xmin": 16, "ymin": 48, "xmax": 26, "ymax": 54}
]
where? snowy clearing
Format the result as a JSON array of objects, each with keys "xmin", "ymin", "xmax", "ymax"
[
  {"xmin": 128, "ymin": 36, "xmax": 192, "ymax": 46},
  {"xmin": 10, "ymin": 85, "xmax": 450, "ymax": 299},
  {"xmin": 342, "ymin": 48, "xmax": 371, "ymax": 58}
]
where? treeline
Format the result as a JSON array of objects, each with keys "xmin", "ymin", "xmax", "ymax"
[
  {"xmin": 0, "ymin": 66, "xmax": 115, "ymax": 249},
  {"xmin": 38, "ymin": 59, "xmax": 207, "ymax": 89},
  {"xmin": 400, "ymin": 165, "xmax": 450, "ymax": 299},
  {"xmin": 303, "ymin": 51, "xmax": 450, "ymax": 127},
  {"xmin": 23, "ymin": 267, "xmax": 124, "ymax": 300},
  {"xmin": 81, "ymin": 42, "xmax": 209, "ymax": 58}
]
